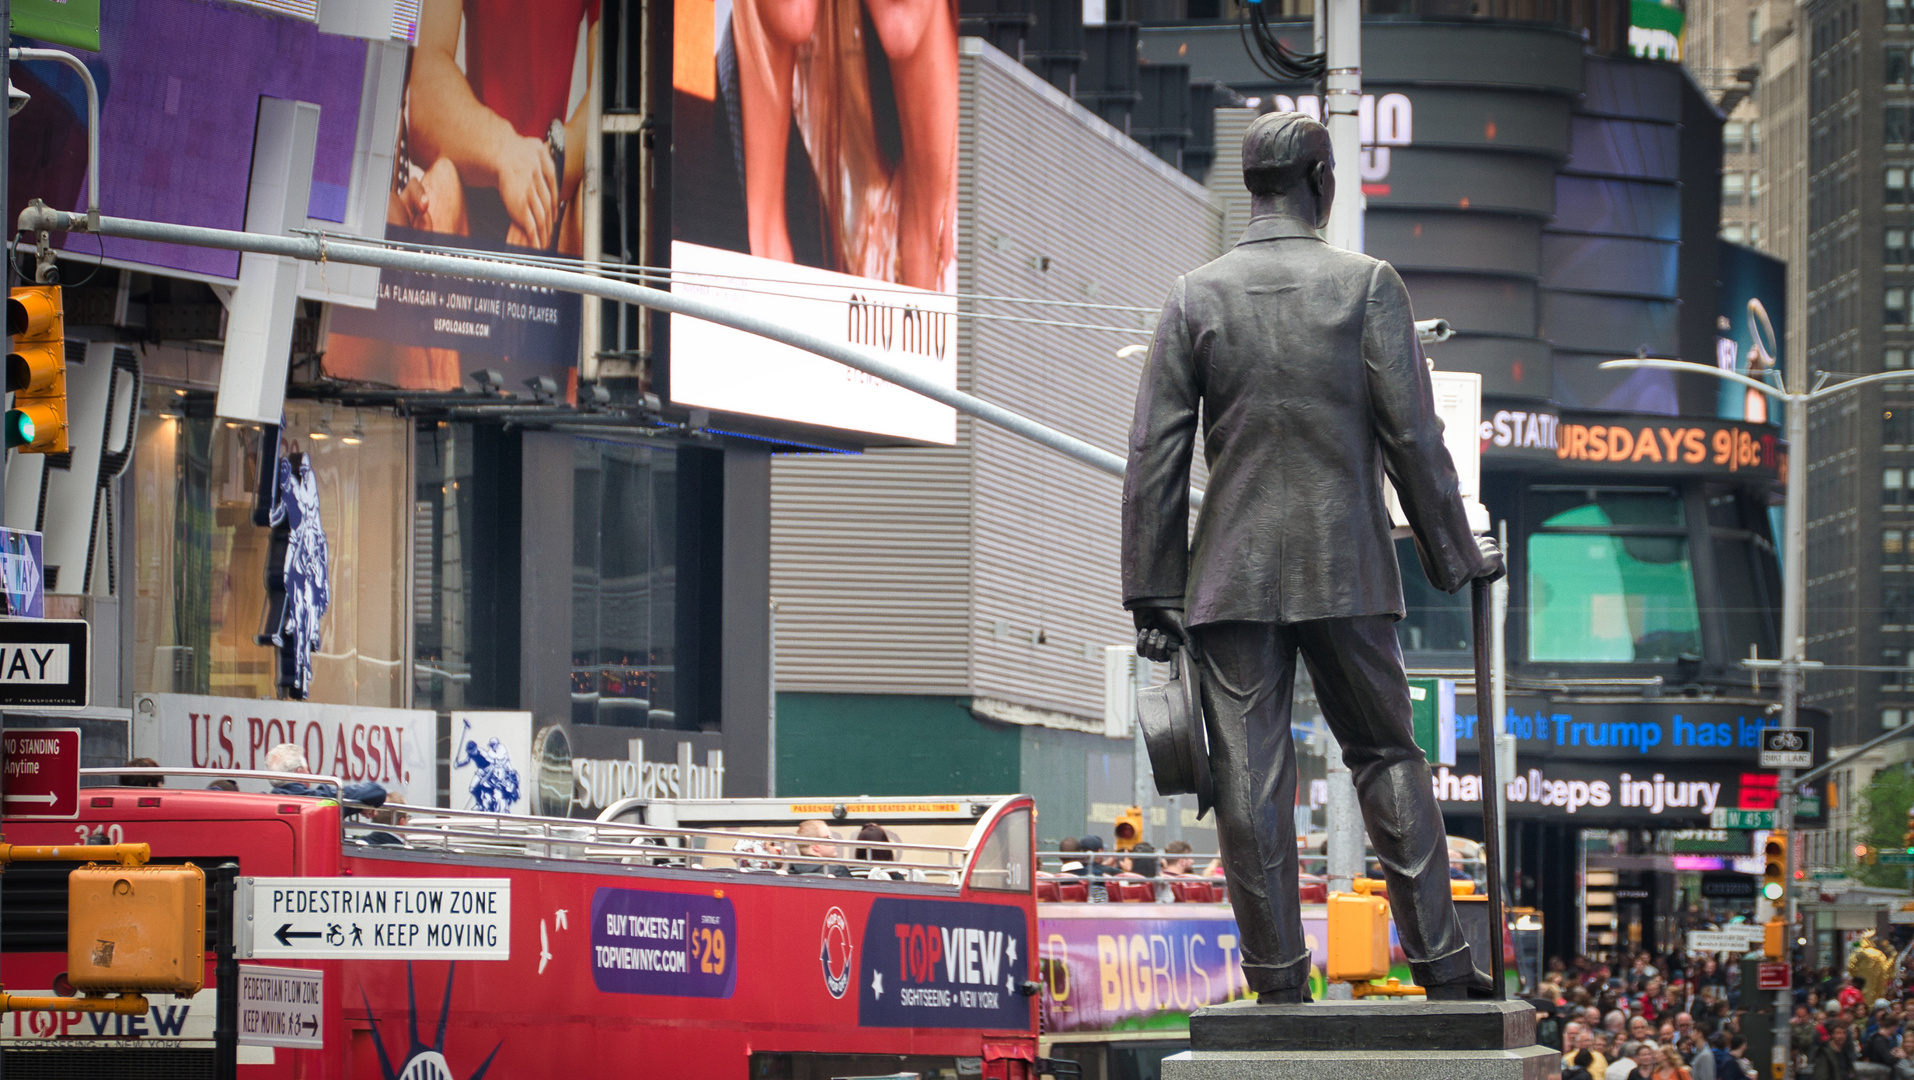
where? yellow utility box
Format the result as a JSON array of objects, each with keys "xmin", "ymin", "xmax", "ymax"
[
  {"xmin": 1327, "ymin": 886, "xmax": 1391, "ymax": 983},
  {"xmin": 67, "ymin": 863, "xmax": 206, "ymax": 994}
]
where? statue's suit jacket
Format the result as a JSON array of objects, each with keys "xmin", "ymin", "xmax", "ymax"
[{"xmin": 1121, "ymin": 214, "xmax": 1481, "ymax": 626}]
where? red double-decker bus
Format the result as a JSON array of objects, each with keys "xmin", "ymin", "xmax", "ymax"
[{"xmin": 1, "ymin": 772, "xmax": 1039, "ymax": 1080}]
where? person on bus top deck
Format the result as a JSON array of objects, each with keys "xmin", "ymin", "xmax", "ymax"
[
  {"xmin": 787, "ymin": 819, "xmax": 851, "ymax": 877},
  {"xmin": 264, "ymin": 743, "xmax": 388, "ymax": 808},
  {"xmin": 120, "ymin": 757, "xmax": 164, "ymax": 787}
]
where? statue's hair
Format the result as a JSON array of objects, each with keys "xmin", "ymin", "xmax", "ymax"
[{"xmin": 1242, "ymin": 112, "xmax": 1331, "ymax": 196}]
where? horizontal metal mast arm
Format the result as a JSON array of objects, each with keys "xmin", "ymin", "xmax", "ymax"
[{"xmin": 18, "ymin": 206, "xmax": 1149, "ymax": 488}]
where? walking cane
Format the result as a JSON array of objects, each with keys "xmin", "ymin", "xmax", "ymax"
[{"xmin": 1471, "ymin": 576, "xmax": 1507, "ymax": 1000}]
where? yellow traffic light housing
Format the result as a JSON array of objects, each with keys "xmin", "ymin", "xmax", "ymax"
[
  {"xmin": 1857, "ymin": 843, "xmax": 1880, "ymax": 865},
  {"xmin": 1328, "ymin": 879, "xmax": 1392, "ymax": 983},
  {"xmin": 67, "ymin": 862, "xmax": 206, "ymax": 995},
  {"xmin": 6, "ymin": 285, "xmax": 66, "ymax": 454},
  {"xmin": 1762, "ymin": 832, "xmax": 1787, "ymax": 901},
  {"xmin": 1765, "ymin": 919, "xmax": 1785, "ymax": 960},
  {"xmin": 1113, "ymin": 806, "xmax": 1144, "ymax": 852}
]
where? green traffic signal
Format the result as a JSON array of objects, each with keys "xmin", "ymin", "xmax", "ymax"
[
  {"xmin": 1762, "ymin": 881, "xmax": 1784, "ymax": 901},
  {"xmin": 5, "ymin": 410, "xmax": 34, "ymax": 448}
]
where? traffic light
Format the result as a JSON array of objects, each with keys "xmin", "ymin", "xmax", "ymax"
[
  {"xmin": 1113, "ymin": 806, "xmax": 1144, "ymax": 852},
  {"xmin": 1765, "ymin": 919, "xmax": 1785, "ymax": 960},
  {"xmin": 6, "ymin": 285, "xmax": 65, "ymax": 453},
  {"xmin": 67, "ymin": 862, "xmax": 206, "ymax": 994},
  {"xmin": 1857, "ymin": 843, "xmax": 1880, "ymax": 865},
  {"xmin": 1327, "ymin": 879, "xmax": 1391, "ymax": 983},
  {"xmin": 1762, "ymin": 832, "xmax": 1788, "ymax": 901}
]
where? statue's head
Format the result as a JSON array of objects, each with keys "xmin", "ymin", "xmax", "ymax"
[{"xmin": 1242, "ymin": 111, "xmax": 1334, "ymax": 229}]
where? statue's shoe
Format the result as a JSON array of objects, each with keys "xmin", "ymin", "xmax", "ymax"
[
  {"xmin": 1256, "ymin": 987, "xmax": 1313, "ymax": 1005},
  {"xmin": 1423, "ymin": 967, "xmax": 1497, "ymax": 1001}
]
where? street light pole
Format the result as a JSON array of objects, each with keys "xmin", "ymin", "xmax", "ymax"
[
  {"xmin": 1598, "ymin": 354, "xmax": 1914, "ymax": 1080},
  {"xmin": 1772, "ymin": 346, "xmax": 1808, "ymax": 1080}
]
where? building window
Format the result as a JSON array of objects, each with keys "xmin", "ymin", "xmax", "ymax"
[
  {"xmin": 1892, "ymin": 107, "xmax": 1914, "ymax": 145},
  {"xmin": 1894, "ymin": 229, "xmax": 1911, "ymax": 265},
  {"xmin": 1888, "ymin": 528, "xmax": 1906, "ymax": 561},
  {"xmin": 1891, "ymin": 348, "xmax": 1908, "ymax": 369},
  {"xmin": 1892, "ymin": 167, "xmax": 1910, "ymax": 205},
  {"xmin": 1886, "ymin": 648, "xmax": 1907, "ymax": 688},
  {"xmin": 1894, "ymin": 47, "xmax": 1914, "ymax": 86},
  {"xmin": 1891, "ymin": 406, "xmax": 1911, "ymax": 444},
  {"xmin": 135, "ymin": 394, "xmax": 410, "ymax": 704},
  {"xmin": 1895, "ymin": 0, "xmax": 1912, "ymax": 26},
  {"xmin": 572, "ymin": 439, "xmax": 682, "ymax": 729},
  {"xmin": 1724, "ymin": 225, "xmax": 1746, "ymax": 243},
  {"xmin": 1891, "ymin": 287, "xmax": 1909, "ymax": 326},
  {"xmin": 1750, "ymin": 9, "xmax": 1762, "ymax": 42},
  {"xmin": 1526, "ymin": 487, "xmax": 1701, "ymax": 664},
  {"xmin": 1725, "ymin": 121, "xmax": 1745, "ymax": 154},
  {"xmin": 1889, "ymin": 586, "xmax": 1911, "ymax": 625},
  {"xmin": 1395, "ymin": 537, "xmax": 1472, "ymax": 656},
  {"xmin": 1723, "ymin": 173, "xmax": 1746, "ymax": 206},
  {"xmin": 1888, "ymin": 468, "xmax": 1906, "ymax": 506},
  {"xmin": 1887, "ymin": 709, "xmax": 1906, "ymax": 728}
]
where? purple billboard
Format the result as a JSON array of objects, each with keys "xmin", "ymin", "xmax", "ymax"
[{"xmin": 9, "ymin": 0, "xmax": 370, "ymax": 279}]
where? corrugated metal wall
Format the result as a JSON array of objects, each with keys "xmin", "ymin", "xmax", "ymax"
[{"xmin": 769, "ymin": 40, "xmax": 1223, "ymax": 722}]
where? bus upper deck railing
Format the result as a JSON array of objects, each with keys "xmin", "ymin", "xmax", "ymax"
[{"xmin": 72, "ymin": 769, "xmax": 1017, "ymax": 885}]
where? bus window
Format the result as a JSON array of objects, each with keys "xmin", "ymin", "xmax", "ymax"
[{"xmin": 969, "ymin": 807, "xmax": 1031, "ymax": 892}]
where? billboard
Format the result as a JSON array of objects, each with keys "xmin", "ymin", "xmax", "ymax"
[
  {"xmin": 8, "ymin": 0, "xmax": 370, "ymax": 279},
  {"xmin": 1715, "ymin": 241, "xmax": 1786, "ymax": 424},
  {"xmin": 324, "ymin": 0, "xmax": 594, "ymax": 390},
  {"xmin": 133, "ymin": 692, "xmax": 436, "ymax": 806},
  {"xmin": 669, "ymin": 0, "xmax": 960, "ymax": 443}
]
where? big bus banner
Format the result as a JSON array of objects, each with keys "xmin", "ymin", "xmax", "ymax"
[{"xmin": 1037, "ymin": 904, "xmax": 1411, "ymax": 1032}]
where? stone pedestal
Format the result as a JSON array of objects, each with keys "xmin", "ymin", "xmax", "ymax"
[{"xmin": 1162, "ymin": 998, "xmax": 1559, "ymax": 1080}]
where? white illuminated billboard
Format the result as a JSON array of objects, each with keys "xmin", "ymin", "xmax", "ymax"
[
  {"xmin": 670, "ymin": 0, "xmax": 960, "ymax": 443},
  {"xmin": 669, "ymin": 242, "xmax": 958, "ymax": 445}
]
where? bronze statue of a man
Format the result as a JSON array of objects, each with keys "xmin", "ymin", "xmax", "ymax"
[{"xmin": 1121, "ymin": 112, "xmax": 1504, "ymax": 1003}]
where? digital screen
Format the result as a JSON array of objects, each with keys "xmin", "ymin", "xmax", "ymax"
[
  {"xmin": 324, "ymin": 0, "xmax": 595, "ymax": 390},
  {"xmin": 1715, "ymin": 240, "xmax": 1786, "ymax": 424},
  {"xmin": 8, "ymin": 0, "xmax": 369, "ymax": 279},
  {"xmin": 669, "ymin": 0, "xmax": 960, "ymax": 443}
]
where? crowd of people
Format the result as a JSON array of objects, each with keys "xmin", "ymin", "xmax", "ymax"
[{"xmin": 1535, "ymin": 944, "xmax": 1914, "ymax": 1080}]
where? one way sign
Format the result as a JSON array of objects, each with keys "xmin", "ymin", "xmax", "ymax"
[{"xmin": 0, "ymin": 619, "xmax": 87, "ymax": 707}]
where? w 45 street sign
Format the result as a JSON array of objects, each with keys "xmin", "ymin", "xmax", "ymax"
[{"xmin": 1710, "ymin": 808, "xmax": 1775, "ymax": 830}]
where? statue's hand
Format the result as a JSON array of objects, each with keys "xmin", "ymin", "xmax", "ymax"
[
  {"xmin": 1132, "ymin": 605, "xmax": 1189, "ymax": 663},
  {"xmin": 1472, "ymin": 535, "xmax": 1507, "ymax": 583}
]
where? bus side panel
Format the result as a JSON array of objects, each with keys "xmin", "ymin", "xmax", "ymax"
[{"xmin": 333, "ymin": 855, "xmax": 1036, "ymax": 1080}]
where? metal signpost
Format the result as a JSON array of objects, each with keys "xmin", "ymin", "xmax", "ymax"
[
  {"xmin": 236, "ymin": 878, "xmax": 512, "ymax": 961},
  {"xmin": 237, "ymin": 965, "xmax": 324, "ymax": 1050},
  {"xmin": 0, "ymin": 726, "xmax": 79, "ymax": 818}
]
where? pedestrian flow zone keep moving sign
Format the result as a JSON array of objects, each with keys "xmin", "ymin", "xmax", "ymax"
[{"xmin": 237, "ymin": 878, "xmax": 510, "ymax": 961}]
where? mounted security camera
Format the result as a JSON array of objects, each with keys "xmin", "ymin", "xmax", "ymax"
[{"xmin": 8, "ymin": 81, "xmax": 28, "ymax": 118}]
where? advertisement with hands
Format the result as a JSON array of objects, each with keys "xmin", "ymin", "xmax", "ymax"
[{"xmin": 327, "ymin": 0, "xmax": 596, "ymax": 391}]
